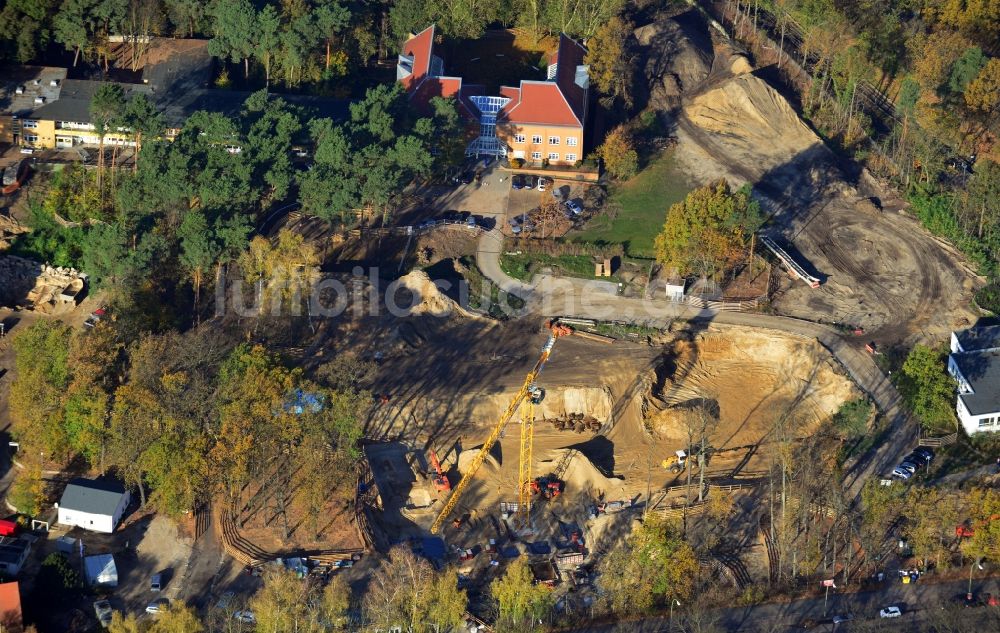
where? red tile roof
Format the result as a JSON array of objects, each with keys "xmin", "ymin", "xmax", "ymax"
[
  {"xmin": 552, "ymin": 34, "xmax": 588, "ymax": 122},
  {"xmin": 500, "ymin": 81, "xmax": 580, "ymax": 127},
  {"xmin": 400, "ymin": 25, "xmax": 435, "ymax": 90},
  {"xmin": 0, "ymin": 582, "xmax": 22, "ymax": 633}
]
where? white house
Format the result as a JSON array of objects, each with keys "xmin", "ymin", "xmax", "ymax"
[
  {"xmin": 947, "ymin": 325, "xmax": 1000, "ymax": 435},
  {"xmin": 56, "ymin": 478, "xmax": 130, "ymax": 534}
]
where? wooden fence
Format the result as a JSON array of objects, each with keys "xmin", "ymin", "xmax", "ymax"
[{"xmin": 918, "ymin": 433, "xmax": 958, "ymax": 447}]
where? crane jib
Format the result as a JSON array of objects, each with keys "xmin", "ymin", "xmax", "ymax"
[{"xmin": 429, "ymin": 329, "xmax": 563, "ymax": 534}]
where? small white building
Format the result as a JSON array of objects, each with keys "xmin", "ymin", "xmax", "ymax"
[
  {"xmin": 948, "ymin": 325, "xmax": 1000, "ymax": 435},
  {"xmin": 56, "ymin": 478, "xmax": 130, "ymax": 534}
]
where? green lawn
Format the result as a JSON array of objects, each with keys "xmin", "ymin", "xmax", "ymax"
[
  {"xmin": 499, "ymin": 252, "xmax": 598, "ymax": 281},
  {"xmin": 571, "ymin": 149, "xmax": 693, "ymax": 259}
]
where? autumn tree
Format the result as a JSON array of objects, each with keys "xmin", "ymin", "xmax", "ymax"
[
  {"xmin": 8, "ymin": 321, "xmax": 74, "ymax": 459},
  {"xmin": 596, "ymin": 126, "xmax": 639, "ymax": 180},
  {"xmin": 585, "ymin": 16, "xmax": 635, "ymax": 109},
  {"xmin": 653, "ymin": 180, "xmax": 764, "ymax": 279},
  {"xmin": 491, "ymin": 557, "xmax": 552, "ymax": 632},
  {"xmin": 904, "ymin": 485, "xmax": 962, "ymax": 571},
  {"xmin": 963, "ymin": 487, "xmax": 1000, "ymax": 566},
  {"xmin": 237, "ymin": 229, "xmax": 320, "ymax": 316},
  {"xmin": 249, "ymin": 566, "xmax": 351, "ymax": 631},
  {"xmin": 363, "ymin": 547, "xmax": 467, "ymax": 632},
  {"xmin": 597, "ymin": 513, "xmax": 698, "ymax": 615},
  {"xmin": 527, "ymin": 198, "xmax": 572, "ymax": 238}
]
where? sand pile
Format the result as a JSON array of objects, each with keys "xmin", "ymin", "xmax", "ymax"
[
  {"xmin": 681, "ymin": 74, "xmax": 824, "ymax": 181},
  {"xmin": 395, "ymin": 269, "xmax": 459, "ymax": 316},
  {"xmin": 544, "ymin": 449, "xmax": 627, "ymax": 500},
  {"xmin": 636, "ymin": 10, "xmax": 714, "ymax": 109},
  {"xmin": 648, "ymin": 329, "xmax": 858, "ymax": 448}
]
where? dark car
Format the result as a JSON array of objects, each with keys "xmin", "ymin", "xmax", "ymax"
[
  {"xmin": 444, "ymin": 210, "xmax": 462, "ymax": 222},
  {"xmin": 524, "ymin": 175, "xmax": 537, "ymax": 189},
  {"xmin": 458, "ymin": 211, "xmax": 472, "ymax": 222},
  {"xmin": 913, "ymin": 447, "xmax": 934, "ymax": 462},
  {"xmin": 512, "ymin": 175, "xmax": 525, "ymax": 190},
  {"xmin": 452, "ymin": 171, "xmax": 473, "ymax": 184}
]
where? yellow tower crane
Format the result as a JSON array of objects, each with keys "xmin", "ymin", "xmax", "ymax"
[{"xmin": 430, "ymin": 321, "xmax": 572, "ymax": 534}]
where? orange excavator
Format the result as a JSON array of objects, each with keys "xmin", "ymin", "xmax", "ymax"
[
  {"xmin": 955, "ymin": 514, "xmax": 1000, "ymax": 538},
  {"xmin": 429, "ymin": 450, "xmax": 451, "ymax": 492}
]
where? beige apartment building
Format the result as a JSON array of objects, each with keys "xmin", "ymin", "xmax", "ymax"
[{"xmin": 398, "ymin": 26, "xmax": 589, "ymax": 166}]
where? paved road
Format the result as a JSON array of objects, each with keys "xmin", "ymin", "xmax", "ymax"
[
  {"xmin": 474, "ymin": 236, "xmax": 918, "ymax": 499},
  {"xmin": 571, "ymin": 576, "xmax": 998, "ymax": 632}
]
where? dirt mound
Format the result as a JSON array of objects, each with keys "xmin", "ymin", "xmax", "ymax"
[
  {"xmin": 681, "ymin": 74, "xmax": 824, "ymax": 181},
  {"xmin": 635, "ymin": 10, "xmax": 714, "ymax": 109},
  {"xmin": 394, "ymin": 269, "xmax": 488, "ymax": 320},
  {"xmin": 647, "ymin": 328, "xmax": 858, "ymax": 448},
  {"xmin": 458, "ymin": 447, "xmax": 500, "ymax": 474},
  {"xmin": 546, "ymin": 448, "xmax": 627, "ymax": 499}
]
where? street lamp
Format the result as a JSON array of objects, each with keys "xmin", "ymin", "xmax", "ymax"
[{"xmin": 669, "ymin": 598, "xmax": 681, "ymax": 631}]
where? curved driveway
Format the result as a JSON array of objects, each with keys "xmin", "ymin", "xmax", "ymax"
[{"xmin": 476, "ymin": 230, "xmax": 917, "ymax": 499}]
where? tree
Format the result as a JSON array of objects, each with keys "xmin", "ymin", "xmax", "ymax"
[
  {"xmin": 363, "ymin": 547, "xmax": 468, "ymax": 632},
  {"xmin": 596, "ymin": 126, "xmax": 638, "ymax": 180},
  {"xmin": 314, "ymin": 0, "xmax": 350, "ymax": 73},
  {"xmin": 597, "ymin": 513, "xmax": 698, "ymax": 615},
  {"xmin": 585, "ymin": 16, "xmax": 635, "ymax": 109},
  {"xmin": 491, "ymin": 557, "xmax": 552, "ymax": 632},
  {"xmin": 965, "ymin": 58, "xmax": 1000, "ymax": 119},
  {"xmin": 898, "ymin": 345, "xmax": 956, "ymax": 431},
  {"xmin": 653, "ymin": 180, "xmax": 764, "ymax": 279},
  {"xmin": 90, "ymin": 82, "xmax": 127, "ymax": 191},
  {"xmin": 964, "ymin": 487, "xmax": 1000, "ymax": 566},
  {"xmin": 8, "ymin": 459, "xmax": 46, "ymax": 516},
  {"xmin": 208, "ymin": 0, "xmax": 257, "ymax": 78},
  {"xmin": 8, "ymin": 321, "xmax": 74, "ymax": 459},
  {"xmin": 121, "ymin": 93, "xmax": 163, "ymax": 167},
  {"xmin": 178, "ymin": 210, "xmax": 221, "ymax": 321},
  {"xmin": 255, "ymin": 4, "xmax": 281, "ymax": 86},
  {"xmin": 53, "ymin": 0, "xmax": 96, "ymax": 66}
]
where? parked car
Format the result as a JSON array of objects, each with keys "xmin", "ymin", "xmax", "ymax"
[
  {"xmin": 146, "ymin": 598, "xmax": 169, "ymax": 614},
  {"xmin": 150, "ymin": 573, "xmax": 163, "ymax": 592},
  {"xmin": 444, "ymin": 210, "xmax": 462, "ymax": 222},
  {"xmin": 552, "ymin": 185, "xmax": 567, "ymax": 201},
  {"xmin": 879, "ymin": 606, "xmax": 902, "ymax": 618},
  {"xmin": 565, "ymin": 200, "xmax": 583, "ymax": 215},
  {"xmin": 831, "ymin": 614, "xmax": 853, "ymax": 624},
  {"xmin": 898, "ymin": 461, "xmax": 918, "ymax": 473},
  {"xmin": 512, "ymin": 175, "xmax": 525, "ymax": 190},
  {"xmin": 466, "ymin": 216, "xmax": 477, "ymax": 228},
  {"xmin": 913, "ymin": 447, "xmax": 934, "ymax": 462},
  {"xmin": 891, "ymin": 467, "xmax": 913, "ymax": 480},
  {"xmin": 93, "ymin": 600, "xmax": 113, "ymax": 628},
  {"xmin": 233, "ymin": 610, "xmax": 256, "ymax": 623},
  {"xmin": 537, "ymin": 177, "xmax": 551, "ymax": 191},
  {"xmin": 906, "ymin": 452, "xmax": 928, "ymax": 466},
  {"xmin": 452, "ymin": 171, "xmax": 472, "ymax": 184},
  {"xmin": 524, "ymin": 175, "xmax": 537, "ymax": 189},
  {"xmin": 509, "ymin": 218, "xmax": 523, "ymax": 235}
]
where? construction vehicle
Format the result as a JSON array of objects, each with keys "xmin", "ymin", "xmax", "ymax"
[
  {"xmin": 429, "ymin": 320, "xmax": 573, "ymax": 534},
  {"xmin": 429, "ymin": 450, "xmax": 450, "ymax": 493},
  {"xmin": 661, "ymin": 450, "xmax": 688, "ymax": 473},
  {"xmin": 530, "ymin": 477, "xmax": 563, "ymax": 499}
]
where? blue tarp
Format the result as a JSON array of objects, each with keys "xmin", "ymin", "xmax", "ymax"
[{"xmin": 283, "ymin": 390, "xmax": 325, "ymax": 414}]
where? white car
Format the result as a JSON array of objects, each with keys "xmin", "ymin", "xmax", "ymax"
[
  {"xmin": 536, "ymin": 177, "xmax": 550, "ymax": 191},
  {"xmin": 146, "ymin": 598, "xmax": 169, "ymax": 614},
  {"xmin": 879, "ymin": 606, "xmax": 902, "ymax": 618},
  {"xmin": 891, "ymin": 467, "xmax": 913, "ymax": 480},
  {"xmin": 565, "ymin": 200, "xmax": 583, "ymax": 215}
]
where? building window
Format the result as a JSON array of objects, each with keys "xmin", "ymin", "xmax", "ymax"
[
  {"xmin": 980, "ymin": 417, "xmax": 995, "ymax": 427},
  {"xmin": 565, "ymin": 153, "xmax": 577, "ymax": 162},
  {"xmin": 548, "ymin": 152, "xmax": 559, "ymax": 161},
  {"xmin": 531, "ymin": 151, "xmax": 542, "ymax": 160},
  {"xmin": 566, "ymin": 137, "xmax": 578, "ymax": 146},
  {"xmin": 22, "ymin": 120, "xmax": 38, "ymax": 129},
  {"xmin": 23, "ymin": 135, "xmax": 38, "ymax": 143},
  {"xmin": 548, "ymin": 136, "xmax": 559, "ymax": 145},
  {"xmin": 531, "ymin": 135, "xmax": 542, "ymax": 144},
  {"xmin": 514, "ymin": 134, "xmax": 525, "ymax": 144}
]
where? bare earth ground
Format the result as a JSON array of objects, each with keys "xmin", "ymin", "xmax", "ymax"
[{"xmin": 668, "ymin": 47, "xmax": 979, "ymax": 346}]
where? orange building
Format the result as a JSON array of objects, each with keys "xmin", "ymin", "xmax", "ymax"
[{"xmin": 397, "ymin": 26, "xmax": 588, "ymax": 166}]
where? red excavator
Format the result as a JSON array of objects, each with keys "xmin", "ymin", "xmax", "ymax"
[{"xmin": 429, "ymin": 450, "xmax": 451, "ymax": 492}]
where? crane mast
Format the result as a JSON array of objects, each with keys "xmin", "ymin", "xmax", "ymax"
[{"xmin": 430, "ymin": 322, "xmax": 571, "ymax": 534}]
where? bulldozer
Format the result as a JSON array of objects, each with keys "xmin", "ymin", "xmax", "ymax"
[{"xmin": 661, "ymin": 450, "xmax": 688, "ymax": 473}]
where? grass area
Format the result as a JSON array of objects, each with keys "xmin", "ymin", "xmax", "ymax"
[
  {"xmin": 499, "ymin": 252, "xmax": 600, "ymax": 281},
  {"xmin": 571, "ymin": 149, "xmax": 692, "ymax": 259}
]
